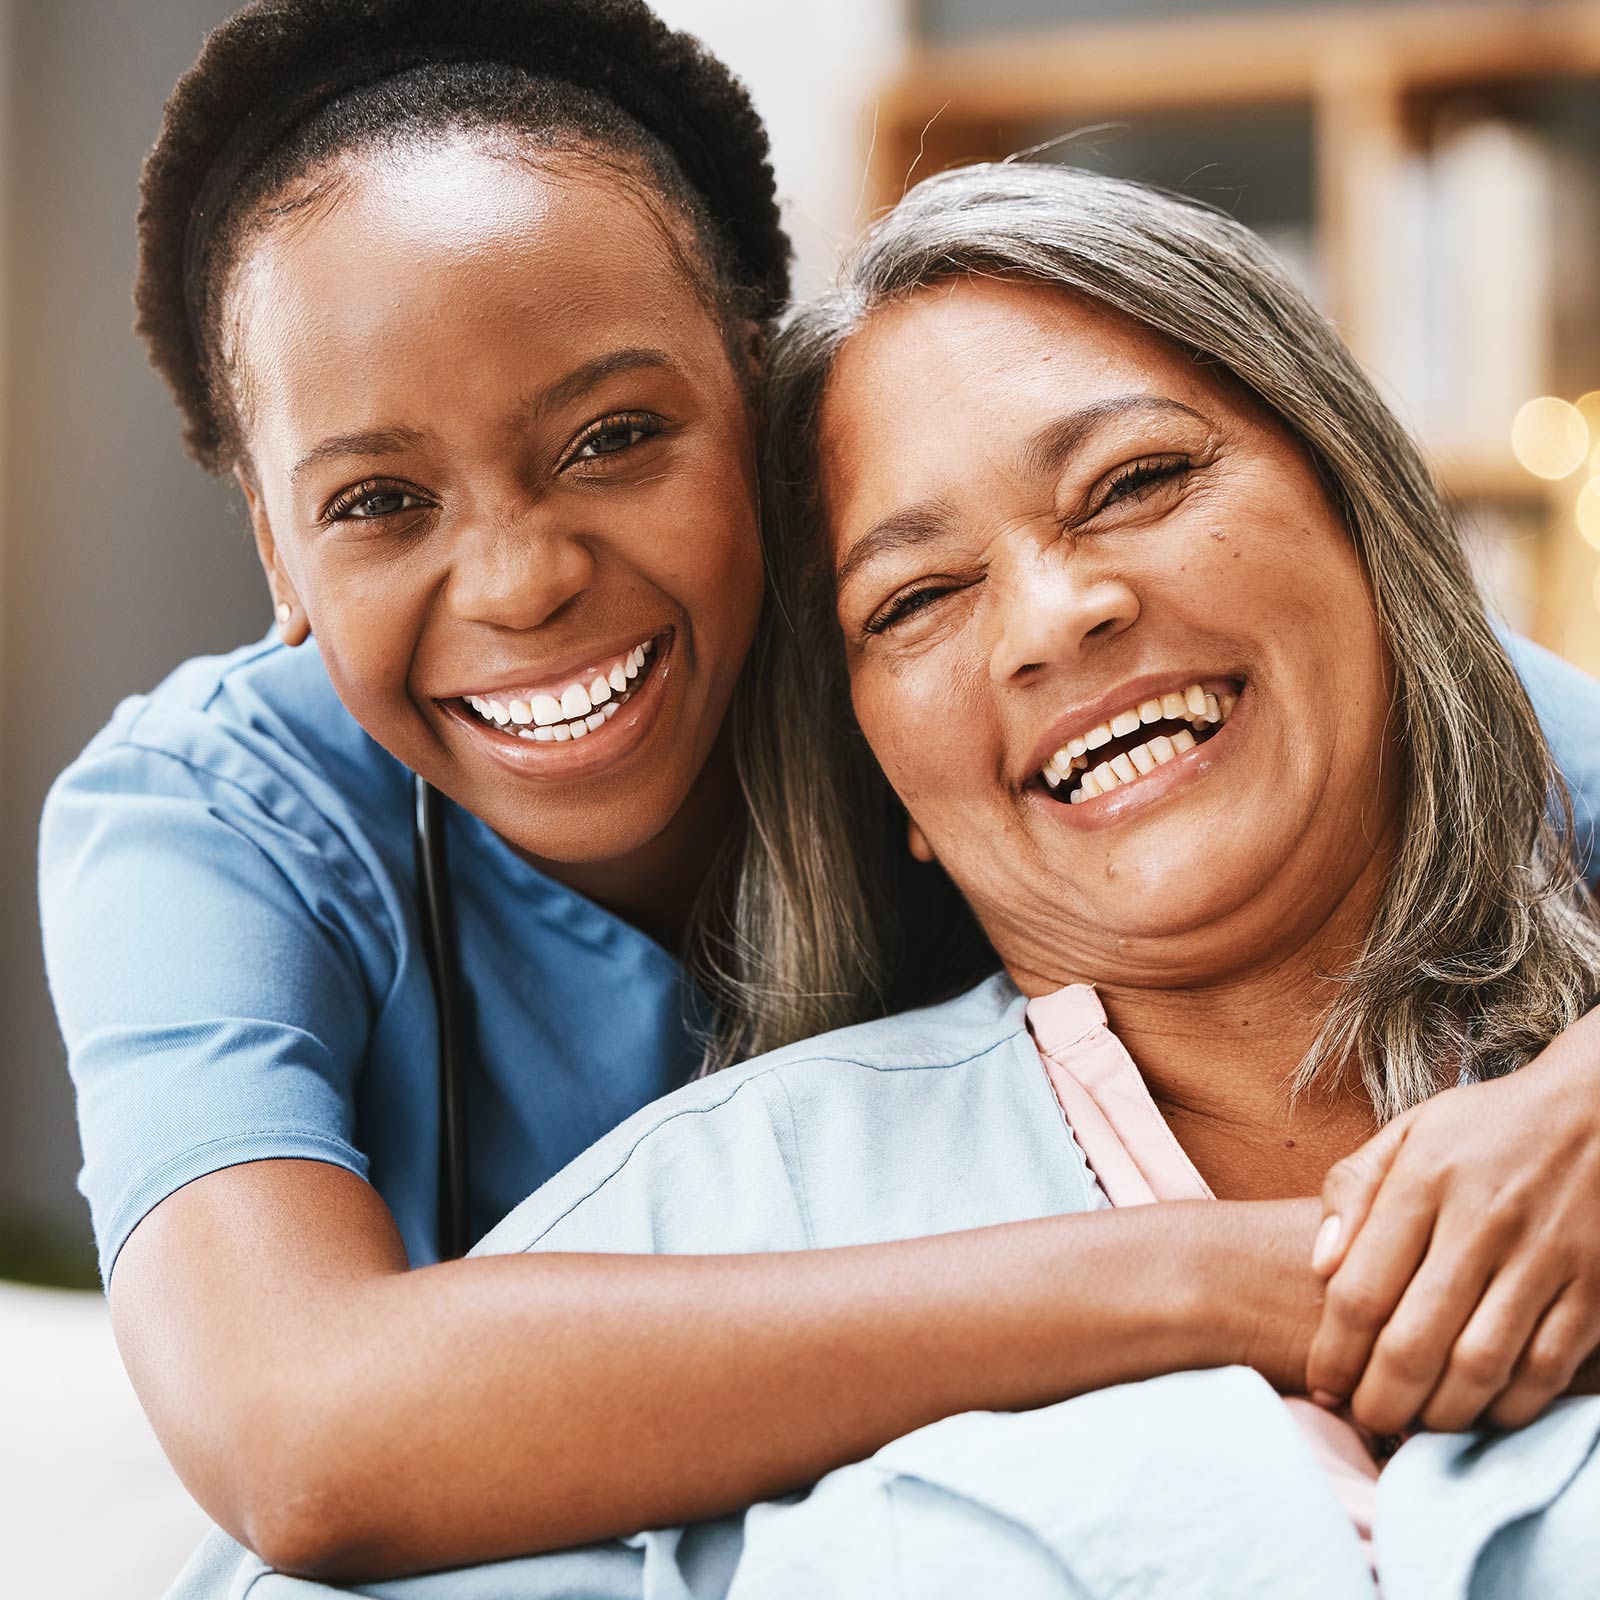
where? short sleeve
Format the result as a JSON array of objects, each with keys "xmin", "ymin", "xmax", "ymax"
[{"xmin": 40, "ymin": 735, "xmax": 393, "ymax": 1283}]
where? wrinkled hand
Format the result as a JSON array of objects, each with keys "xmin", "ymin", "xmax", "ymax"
[{"xmin": 1305, "ymin": 1018, "xmax": 1600, "ymax": 1436}]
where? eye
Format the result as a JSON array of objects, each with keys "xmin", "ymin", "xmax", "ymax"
[
  {"xmin": 564, "ymin": 411, "xmax": 664, "ymax": 467},
  {"xmin": 322, "ymin": 481, "xmax": 431, "ymax": 524},
  {"xmin": 864, "ymin": 581, "xmax": 960, "ymax": 635},
  {"xmin": 1091, "ymin": 455, "xmax": 1190, "ymax": 515}
]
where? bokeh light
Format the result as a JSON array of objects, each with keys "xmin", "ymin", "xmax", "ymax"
[
  {"xmin": 1512, "ymin": 396, "xmax": 1589, "ymax": 479},
  {"xmin": 1577, "ymin": 390, "xmax": 1600, "ymax": 441},
  {"xmin": 1579, "ymin": 477, "xmax": 1600, "ymax": 549}
]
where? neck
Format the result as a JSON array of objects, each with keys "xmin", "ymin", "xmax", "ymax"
[
  {"xmin": 517, "ymin": 726, "xmax": 741, "ymax": 955},
  {"xmin": 1083, "ymin": 847, "xmax": 1392, "ymax": 1199}
]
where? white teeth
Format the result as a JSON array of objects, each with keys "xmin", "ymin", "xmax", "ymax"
[
  {"xmin": 570, "ymin": 719, "xmax": 589, "ymax": 738},
  {"xmin": 534, "ymin": 727, "xmax": 555, "ymax": 742},
  {"xmin": 489, "ymin": 700, "xmax": 510, "ymax": 725},
  {"xmin": 509, "ymin": 699, "xmax": 533, "ymax": 726},
  {"xmin": 1049, "ymin": 681, "xmax": 1237, "ymax": 803},
  {"xmin": 625, "ymin": 652, "xmax": 640, "ymax": 680},
  {"xmin": 585, "ymin": 710, "xmax": 605, "ymax": 732},
  {"xmin": 602, "ymin": 701, "xmax": 618, "ymax": 720},
  {"xmin": 609, "ymin": 663, "xmax": 628, "ymax": 693},
  {"xmin": 560, "ymin": 683, "xmax": 592, "ymax": 718},
  {"xmin": 589, "ymin": 676, "xmax": 612, "ymax": 705},
  {"xmin": 553, "ymin": 723, "xmax": 571, "ymax": 741},
  {"xmin": 531, "ymin": 694, "xmax": 562, "ymax": 726}
]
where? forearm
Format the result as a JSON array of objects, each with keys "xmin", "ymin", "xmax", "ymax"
[{"xmin": 238, "ymin": 1200, "xmax": 1317, "ymax": 1579}]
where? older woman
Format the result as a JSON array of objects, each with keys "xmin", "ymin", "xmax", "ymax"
[{"xmin": 170, "ymin": 165, "xmax": 1600, "ymax": 1599}]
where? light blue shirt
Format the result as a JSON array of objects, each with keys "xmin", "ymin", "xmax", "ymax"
[
  {"xmin": 167, "ymin": 975, "xmax": 1600, "ymax": 1598},
  {"xmin": 40, "ymin": 633, "xmax": 702, "ymax": 1282}
]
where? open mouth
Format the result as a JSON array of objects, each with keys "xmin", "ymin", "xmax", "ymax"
[
  {"xmin": 1039, "ymin": 680, "xmax": 1240, "ymax": 805},
  {"xmin": 455, "ymin": 636, "xmax": 657, "ymax": 743}
]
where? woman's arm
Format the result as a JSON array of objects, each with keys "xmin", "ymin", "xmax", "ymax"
[
  {"xmin": 113, "ymin": 1161, "xmax": 1321, "ymax": 1583},
  {"xmin": 1308, "ymin": 1005, "xmax": 1600, "ymax": 1434}
]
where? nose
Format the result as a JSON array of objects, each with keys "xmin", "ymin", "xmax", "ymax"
[
  {"xmin": 987, "ymin": 540, "xmax": 1140, "ymax": 684},
  {"xmin": 444, "ymin": 504, "xmax": 594, "ymax": 632}
]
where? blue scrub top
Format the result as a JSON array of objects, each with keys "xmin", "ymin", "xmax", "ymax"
[
  {"xmin": 40, "ymin": 633, "xmax": 702, "ymax": 1282},
  {"xmin": 39, "ymin": 628, "xmax": 1600, "ymax": 1285}
]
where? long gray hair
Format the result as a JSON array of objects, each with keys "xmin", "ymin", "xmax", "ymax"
[{"xmin": 749, "ymin": 160, "xmax": 1600, "ymax": 1118}]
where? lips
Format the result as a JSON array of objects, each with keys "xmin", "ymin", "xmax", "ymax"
[{"xmin": 1037, "ymin": 679, "xmax": 1240, "ymax": 805}]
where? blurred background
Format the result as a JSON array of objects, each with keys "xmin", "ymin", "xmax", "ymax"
[{"xmin": 1, "ymin": 0, "xmax": 1599, "ymax": 1583}]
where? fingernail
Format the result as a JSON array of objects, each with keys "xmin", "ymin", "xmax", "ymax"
[
  {"xmin": 1311, "ymin": 1214, "xmax": 1342, "ymax": 1274},
  {"xmin": 1310, "ymin": 1390, "xmax": 1342, "ymax": 1410}
]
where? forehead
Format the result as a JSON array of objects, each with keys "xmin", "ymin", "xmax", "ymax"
[
  {"xmin": 226, "ymin": 136, "xmax": 725, "ymax": 448},
  {"xmin": 818, "ymin": 277, "xmax": 1229, "ymax": 538}
]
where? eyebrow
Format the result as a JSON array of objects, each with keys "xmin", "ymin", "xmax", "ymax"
[
  {"xmin": 288, "ymin": 347, "xmax": 679, "ymax": 487},
  {"xmin": 834, "ymin": 394, "xmax": 1211, "ymax": 591}
]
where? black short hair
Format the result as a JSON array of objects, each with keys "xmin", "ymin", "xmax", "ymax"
[{"xmin": 136, "ymin": 0, "xmax": 792, "ymax": 471}]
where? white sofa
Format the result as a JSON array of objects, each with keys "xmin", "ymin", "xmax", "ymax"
[{"xmin": 0, "ymin": 1282, "xmax": 212, "ymax": 1600}]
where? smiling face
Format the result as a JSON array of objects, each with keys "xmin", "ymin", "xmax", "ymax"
[
  {"xmin": 820, "ymin": 277, "xmax": 1401, "ymax": 997},
  {"xmin": 227, "ymin": 134, "xmax": 763, "ymax": 878}
]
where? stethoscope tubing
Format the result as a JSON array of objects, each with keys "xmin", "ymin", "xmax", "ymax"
[{"xmin": 413, "ymin": 775, "xmax": 471, "ymax": 1259}]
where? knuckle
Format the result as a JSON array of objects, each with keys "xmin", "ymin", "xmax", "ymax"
[
  {"xmin": 1373, "ymin": 1331, "xmax": 1435, "ymax": 1385},
  {"xmin": 1325, "ymin": 1277, "xmax": 1389, "ymax": 1330},
  {"xmin": 1518, "ymin": 1343, "xmax": 1573, "ymax": 1390},
  {"xmin": 1448, "ymin": 1337, "xmax": 1511, "ymax": 1391}
]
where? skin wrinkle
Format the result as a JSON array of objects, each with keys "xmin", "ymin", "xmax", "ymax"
[
  {"xmin": 226, "ymin": 133, "xmax": 763, "ymax": 944},
  {"xmin": 821, "ymin": 277, "xmax": 1400, "ymax": 1199}
]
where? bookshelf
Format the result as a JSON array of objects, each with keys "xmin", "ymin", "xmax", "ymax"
[{"xmin": 867, "ymin": 1, "xmax": 1600, "ymax": 671}]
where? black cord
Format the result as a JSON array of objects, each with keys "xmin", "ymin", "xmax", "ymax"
[{"xmin": 413, "ymin": 775, "xmax": 471, "ymax": 1259}]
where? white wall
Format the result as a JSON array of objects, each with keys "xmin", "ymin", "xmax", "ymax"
[{"xmin": 648, "ymin": 0, "xmax": 911, "ymax": 295}]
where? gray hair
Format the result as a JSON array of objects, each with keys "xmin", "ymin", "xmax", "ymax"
[{"xmin": 757, "ymin": 160, "xmax": 1600, "ymax": 1118}]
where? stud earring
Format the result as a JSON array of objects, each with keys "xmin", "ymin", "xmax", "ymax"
[{"xmin": 275, "ymin": 602, "xmax": 292, "ymax": 626}]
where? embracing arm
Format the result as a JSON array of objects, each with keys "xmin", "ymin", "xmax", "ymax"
[
  {"xmin": 1308, "ymin": 1003, "xmax": 1600, "ymax": 1435},
  {"xmin": 114, "ymin": 1161, "xmax": 1320, "ymax": 1582}
]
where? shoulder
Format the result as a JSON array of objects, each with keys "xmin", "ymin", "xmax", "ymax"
[
  {"xmin": 474, "ymin": 975, "xmax": 1097, "ymax": 1257},
  {"xmin": 42, "ymin": 635, "xmax": 407, "ymax": 891}
]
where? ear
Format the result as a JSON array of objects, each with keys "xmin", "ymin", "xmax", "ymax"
[
  {"xmin": 237, "ymin": 466, "xmax": 310, "ymax": 646},
  {"xmin": 907, "ymin": 817, "xmax": 935, "ymax": 864}
]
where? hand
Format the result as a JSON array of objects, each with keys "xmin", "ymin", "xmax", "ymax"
[{"xmin": 1305, "ymin": 1017, "xmax": 1600, "ymax": 1435}]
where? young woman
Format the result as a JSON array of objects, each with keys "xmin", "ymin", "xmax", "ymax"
[{"xmin": 40, "ymin": 0, "xmax": 1600, "ymax": 1583}]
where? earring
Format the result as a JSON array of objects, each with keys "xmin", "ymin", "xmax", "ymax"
[{"xmin": 275, "ymin": 601, "xmax": 292, "ymax": 627}]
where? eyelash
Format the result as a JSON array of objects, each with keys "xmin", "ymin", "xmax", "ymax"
[
  {"xmin": 862, "ymin": 456, "xmax": 1193, "ymax": 635},
  {"xmin": 562, "ymin": 411, "xmax": 664, "ymax": 468},
  {"xmin": 1097, "ymin": 454, "xmax": 1190, "ymax": 510},
  {"xmin": 321, "ymin": 480, "xmax": 430, "ymax": 525}
]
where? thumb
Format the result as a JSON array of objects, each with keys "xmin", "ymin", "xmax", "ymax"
[{"xmin": 1314, "ymin": 1108, "xmax": 1415, "ymax": 1277}]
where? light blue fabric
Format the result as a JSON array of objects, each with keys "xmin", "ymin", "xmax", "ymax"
[
  {"xmin": 39, "ymin": 633, "xmax": 701, "ymax": 1282},
  {"xmin": 167, "ymin": 978, "xmax": 1600, "ymax": 1598}
]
